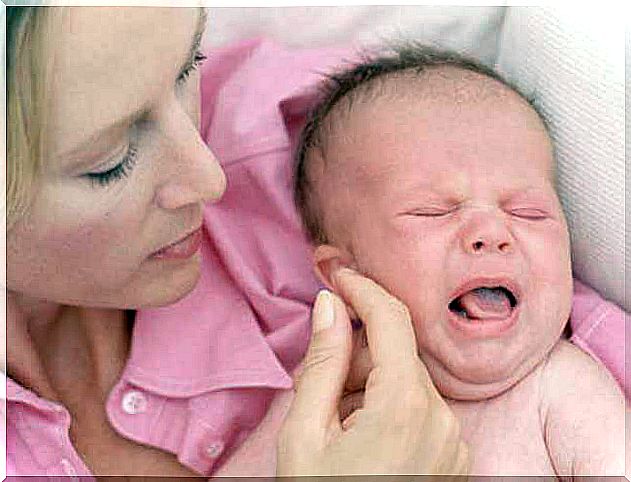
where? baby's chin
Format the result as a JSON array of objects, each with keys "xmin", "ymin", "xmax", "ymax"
[
  {"xmin": 413, "ymin": 302, "xmax": 570, "ymax": 401},
  {"xmin": 421, "ymin": 352, "xmax": 545, "ymax": 401}
]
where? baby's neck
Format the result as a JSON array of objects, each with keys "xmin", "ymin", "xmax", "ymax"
[{"xmin": 444, "ymin": 353, "xmax": 548, "ymax": 438}]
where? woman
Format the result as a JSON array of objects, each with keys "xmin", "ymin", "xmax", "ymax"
[{"xmin": 6, "ymin": 6, "xmax": 467, "ymax": 476}]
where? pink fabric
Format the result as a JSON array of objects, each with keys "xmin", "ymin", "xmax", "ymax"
[
  {"xmin": 5, "ymin": 38, "xmax": 627, "ymax": 477},
  {"xmin": 570, "ymin": 279, "xmax": 628, "ymax": 399},
  {"xmin": 5, "ymin": 39, "xmax": 347, "ymax": 477}
]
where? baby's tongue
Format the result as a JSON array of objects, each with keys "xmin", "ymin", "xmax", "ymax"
[{"xmin": 458, "ymin": 287, "xmax": 512, "ymax": 320}]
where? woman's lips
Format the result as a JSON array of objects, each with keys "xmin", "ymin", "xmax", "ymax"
[{"xmin": 151, "ymin": 228, "xmax": 202, "ymax": 260}]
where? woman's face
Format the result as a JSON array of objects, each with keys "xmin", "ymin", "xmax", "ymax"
[{"xmin": 8, "ymin": 7, "xmax": 226, "ymax": 308}]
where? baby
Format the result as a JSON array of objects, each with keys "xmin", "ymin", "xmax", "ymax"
[{"xmin": 293, "ymin": 44, "xmax": 626, "ymax": 476}]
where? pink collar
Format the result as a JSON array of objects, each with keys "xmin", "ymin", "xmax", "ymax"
[{"xmin": 123, "ymin": 231, "xmax": 293, "ymax": 396}]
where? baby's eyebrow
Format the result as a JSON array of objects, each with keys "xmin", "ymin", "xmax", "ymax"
[
  {"xmin": 500, "ymin": 187, "xmax": 559, "ymax": 206},
  {"xmin": 393, "ymin": 180, "xmax": 463, "ymax": 201},
  {"xmin": 503, "ymin": 186, "xmax": 553, "ymax": 198}
]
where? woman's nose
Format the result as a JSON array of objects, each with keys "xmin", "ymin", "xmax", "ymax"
[
  {"xmin": 460, "ymin": 211, "xmax": 514, "ymax": 255},
  {"xmin": 154, "ymin": 106, "xmax": 227, "ymax": 210}
]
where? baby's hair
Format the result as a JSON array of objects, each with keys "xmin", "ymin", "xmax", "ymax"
[{"xmin": 293, "ymin": 41, "xmax": 549, "ymax": 246}]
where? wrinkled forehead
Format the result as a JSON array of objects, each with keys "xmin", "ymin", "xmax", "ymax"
[
  {"xmin": 316, "ymin": 69, "xmax": 554, "ymax": 193},
  {"xmin": 333, "ymin": 66, "xmax": 546, "ymax": 135},
  {"xmin": 330, "ymin": 69, "xmax": 549, "ymax": 154}
]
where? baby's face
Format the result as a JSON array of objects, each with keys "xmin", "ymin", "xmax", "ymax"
[{"xmin": 317, "ymin": 81, "xmax": 572, "ymax": 400}]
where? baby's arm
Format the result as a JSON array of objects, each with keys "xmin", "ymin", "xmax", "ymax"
[{"xmin": 541, "ymin": 340, "xmax": 625, "ymax": 477}]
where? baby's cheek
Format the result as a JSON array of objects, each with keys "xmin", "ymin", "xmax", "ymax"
[
  {"xmin": 517, "ymin": 218, "xmax": 570, "ymax": 274},
  {"xmin": 521, "ymin": 224, "xmax": 573, "ymax": 331},
  {"xmin": 535, "ymin": 226, "xmax": 571, "ymax": 281}
]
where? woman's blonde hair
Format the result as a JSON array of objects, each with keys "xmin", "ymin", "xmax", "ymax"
[{"xmin": 7, "ymin": 6, "xmax": 62, "ymax": 231}]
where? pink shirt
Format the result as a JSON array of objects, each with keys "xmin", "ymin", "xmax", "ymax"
[{"xmin": 4, "ymin": 38, "xmax": 628, "ymax": 477}]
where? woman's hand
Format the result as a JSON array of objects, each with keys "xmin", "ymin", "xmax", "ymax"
[{"xmin": 277, "ymin": 268, "xmax": 468, "ymax": 477}]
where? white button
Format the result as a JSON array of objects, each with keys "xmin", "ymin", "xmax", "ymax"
[
  {"xmin": 204, "ymin": 441, "xmax": 224, "ymax": 459},
  {"xmin": 121, "ymin": 390, "xmax": 147, "ymax": 415},
  {"xmin": 60, "ymin": 458, "xmax": 78, "ymax": 476}
]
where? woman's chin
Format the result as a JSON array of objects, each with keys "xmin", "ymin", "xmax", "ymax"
[{"xmin": 136, "ymin": 254, "xmax": 202, "ymax": 308}]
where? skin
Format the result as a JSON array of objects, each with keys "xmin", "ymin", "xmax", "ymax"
[
  {"xmin": 8, "ymin": 7, "xmax": 225, "ymax": 310},
  {"xmin": 215, "ymin": 270, "xmax": 468, "ymax": 477},
  {"xmin": 7, "ymin": 7, "xmax": 224, "ymax": 476},
  {"xmin": 201, "ymin": 68, "xmax": 623, "ymax": 478},
  {"xmin": 312, "ymin": 70, "xmax": 574, "ymax": 400},
  {"xmin": 7, "ymin": 8, "xmax": 469, "ymax": 477}
]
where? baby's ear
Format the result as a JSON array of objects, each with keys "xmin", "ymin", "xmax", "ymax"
[
  {"xmin": 313, "ymin": 244, "xmax": 355, "ymax": 291},
  {"xmin": 313, "ymin": 245, "xmax": 360, "ymax": 323}
]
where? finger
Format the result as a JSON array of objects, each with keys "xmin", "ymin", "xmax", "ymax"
[
  {"xmin": 345, "ymin": 326, "xmax": 373, "ymax": 392},
  {"xmin": 428, "ymin": 403, "xmax": 465, "ymax": 475},
  {"xmin": 441, "ymin": 440, "xmax": 469, "ymax": 476},
  {"xmin": 339, "ymin": 390, "xmax": 365, "ymax": 422},
  {"xmin": 287, "ymin": 290, "xmax": 352, "ymax": 439},
  {"xmin": 455, "ymin": 441, "xmax": 469, "ymax": 475},
  {"xmin": 332, "ymin": 267, "xmax": 419, "ymax": 374},
  {"xmin": 340, "ymin": 406, "xmax": 362, "ymax": 431}
]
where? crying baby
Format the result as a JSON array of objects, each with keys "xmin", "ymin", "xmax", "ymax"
[{"xmin": 293, "ymin": 44, "xmax": 625, "ymax": 476}]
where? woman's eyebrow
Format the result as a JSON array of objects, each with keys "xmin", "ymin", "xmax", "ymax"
[{"xmin": 57, "ymin": 107, "xmax": 150, "ymax": 168}]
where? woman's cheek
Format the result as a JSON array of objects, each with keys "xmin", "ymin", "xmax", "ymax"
[{"xmin": 41, "ymin": 184, "xmax": 149, "ymax": 282}]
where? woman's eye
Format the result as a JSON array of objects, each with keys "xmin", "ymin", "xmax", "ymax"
[
  {"xmin": 510, "ymin": 208, "xmax": 548, "ymax": 220},
  {"xmin": 176, "ymin": 50, "xmax": 207, "ymax": 86},
  {"xmin": 85, "ymin": 144, "xmax": 138, "ymax": 188}
]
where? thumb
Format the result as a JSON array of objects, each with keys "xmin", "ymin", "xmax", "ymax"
[{"xmin": 288, "ymin": 290, "xmax": 353, "ymax": 439}]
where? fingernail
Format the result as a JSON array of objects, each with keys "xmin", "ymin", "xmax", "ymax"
[{"xmin": 313, "ymin": 289, "xmax": 335, "ymax": 333}]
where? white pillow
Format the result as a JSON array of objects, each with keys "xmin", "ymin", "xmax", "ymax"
[
  {"xmin": 496, "ymin": 6, "xmax": 626, "ymax": 310},
  {"xmin": 204, "ymin": 6, "xmax": 506, "ymax": 65}
]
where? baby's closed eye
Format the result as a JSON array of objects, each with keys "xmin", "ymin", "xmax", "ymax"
[
  {"xmin": 501, "ymin": 189, "xmax": 560, "ymax": 221},
  {"xmin": 401, "ymin": 205, "xmax": 459, "ymax": 218},
  {"xmin": 507, "ymin": 207, "xmax": 550, "ymax": 220}
]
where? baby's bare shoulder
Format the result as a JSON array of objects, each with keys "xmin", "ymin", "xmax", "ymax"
[
  {"xmin": 539, "ymin": 340, "xmax": 625, "ymax": 476},
  {"xmin": 540, "ymin": 339, "xmax": 622, "ymax": 400}
]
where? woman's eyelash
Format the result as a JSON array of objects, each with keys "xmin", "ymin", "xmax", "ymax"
[
  {"xmin": 81, "ymin": 46, "xmax": 205, "ymax": 188},
  {"xmin": 85, "ymin": 144, "xmax": 138, "ymax": 188},
  {"xmin": 176, "ymin": 50, "xmax": 207, "ymax": 85}
]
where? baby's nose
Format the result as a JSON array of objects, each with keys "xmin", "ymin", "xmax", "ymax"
[
  {"xmin": 461, "ymin": 209, "xmax": 514, "ymax": 255},
  {"xmin": 468, "ymin": 237, "xmax": 512, "ymax": 255}
]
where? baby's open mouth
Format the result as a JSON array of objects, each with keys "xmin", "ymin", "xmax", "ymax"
[{"xmin": 449, "ymin": 286, "xmax": 518, "ymax": 321}]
